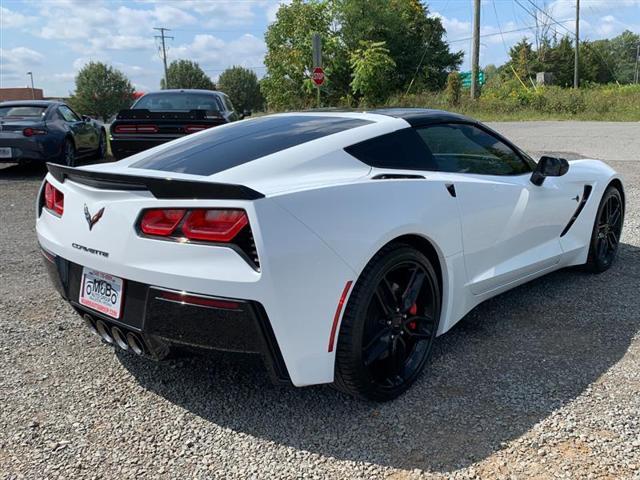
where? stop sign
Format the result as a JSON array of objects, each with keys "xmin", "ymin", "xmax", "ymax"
[{"xmin": 311, "ymin": 67, "xmax": 325, "ymax": 86}]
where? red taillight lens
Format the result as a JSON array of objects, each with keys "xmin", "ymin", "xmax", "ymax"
[
  {"xmin": 140, "ymin": 209, "xmax": 186, "ymax": 236},
  {"xmin": 158, "ymin": 290, "xmax": 241, "ymax": 310},
  {"xmin": 137, "ymin": 125, "xmax": 159, "ymax": 134},
  {"xmin": 184, "ymin": 125, "xmax": 210, "ymax": 134},
  {"xmin": 182, "ymin": 209, "xmax": 248, "ymax": 242},
  {"xmin": 114, "ymin": 125, "xmax": 158, "ymax": 134},
  {"xmin": 44, "ymin": 181, "xmax": 64, "ymax": 216},
  {"xmin": 23, "ymin": 127, "xmax": 47, "ymax": 136}
]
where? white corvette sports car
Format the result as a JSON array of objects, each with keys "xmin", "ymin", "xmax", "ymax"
[{"xmin": 36, "ymin": 109, "xmax": 625, "ymax": 400}]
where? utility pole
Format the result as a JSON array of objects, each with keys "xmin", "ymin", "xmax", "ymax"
[
  {"xmin": 27, "ymin": 72, "xmax": 35, "ymax": 99},
  {"xmin": 634, "ymin": 44, "xmax": 640, "ymax": 84},
  {"xmin": 573, "ymin": 0, "xmax": 580, "ymax": 89},
  {"xmin": 154, "ymin": 27, "xmax": 173, "ymax": 89},
  {"xmin": 470, "ymin": 0, "xmax": 481, "ymax": 99}
]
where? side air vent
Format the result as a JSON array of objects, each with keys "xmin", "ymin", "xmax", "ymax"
[
  {"xmin": 372, "ymin": 174, "xmax": 425, "ymax": 180},
  {"xmin": 560, "ymin": 185, "xmax": 593, "ymax": 237}
]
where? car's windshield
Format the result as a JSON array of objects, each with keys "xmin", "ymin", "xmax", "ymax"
[
  {"xmin": 0, "ymin": 106, "xmax": 47, "ymax": 118},
  {"xmin": 132, "ymin": 93, "xmax": 221, "ymax": 112}
]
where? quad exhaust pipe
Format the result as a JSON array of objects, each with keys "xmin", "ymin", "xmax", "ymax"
[{"xmin": 82, "ymin": 314, "xmax": 145, "ymax": 356}]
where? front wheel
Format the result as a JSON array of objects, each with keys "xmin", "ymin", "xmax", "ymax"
[
  {"xmin": 334, "ymin": 244, "xmax": 441, "ymax": 401},
  {"xmin": 95, "ymin": 130, "xmax": 106, "ymax": 160},
  {"xmin": 585, "ymin": 185, "xmax": 624, "ymax": 273}
]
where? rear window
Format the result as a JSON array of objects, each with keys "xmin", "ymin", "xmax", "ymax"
[
  {"xmin": 130, "ymin": 115, "xmax": 372, "ymax": 175},
  {"xmin": 133, "ymin": 93, "xmax": 221, "ymax": 112},
  {"xmin": 0, "ymin": 106, "xmax": 47, "ymax": 118}
]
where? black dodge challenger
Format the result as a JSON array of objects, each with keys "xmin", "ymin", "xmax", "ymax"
[
  {"xmin": 110, "ymin": 89, "xmax": 244, "ymax": 160},
  {"xmin": 0, "ymin": 100, "xmax": 106, "ymax": 167}
]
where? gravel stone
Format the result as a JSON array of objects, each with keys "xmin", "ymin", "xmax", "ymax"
[{"xmin": 1, "ymin": 122, "xmax": 639, "ymax": 479}]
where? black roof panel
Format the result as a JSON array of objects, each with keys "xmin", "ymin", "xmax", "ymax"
[{"xmin": 370, "ymin": 108, "xmax": 474, "ymax": 126}]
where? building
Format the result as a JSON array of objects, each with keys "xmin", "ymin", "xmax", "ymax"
[{"xmin": 0, "ymin": 87, "xmax": 44, "ymax": 102}]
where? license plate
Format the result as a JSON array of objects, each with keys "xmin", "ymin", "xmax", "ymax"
[
  {"xmin": 0, "ymin": 147, "xmax": 12, "ymax": 158},
  {"xmin": 79, "ymin": 268, "xmax": 124, "ymax": 319}
]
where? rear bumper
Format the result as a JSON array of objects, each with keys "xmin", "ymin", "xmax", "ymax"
[
  {"xmin": 0, "ymin": 137, "xmax": 52, "ymax": 162},
  {"xmin": 109, "ymin": 136, "xmax": 179, "ymax": 159},
  {"xmin": 41, "ymin": 249, "xmax": 291, "ymax": 384}
]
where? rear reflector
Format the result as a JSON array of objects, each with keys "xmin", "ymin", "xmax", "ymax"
[
  {"xmin": 182, "ymin": 209, "xmax": 248, "ymax": 242},
  {"xmin": 158, "ymin": 290, "xmax": 241, "ymax": 310},
  {"xmin": 44, "ymin": 181, "xmax": 64, "ymax": 216},
  {"xmin": 140, "ymin": 209, "xmax": 186, "ymax": 236},
  {"xmin": 114, "ymin": 124, "xmax": 158, "ymax": 134},
  {"xmin": 328, "ymin": 281, "xmax": 353, "ymax": 352}
]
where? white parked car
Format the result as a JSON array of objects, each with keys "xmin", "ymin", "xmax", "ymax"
[{"xmin": 36, "ymin": 109, "xmax": 625, "ymax": 400}]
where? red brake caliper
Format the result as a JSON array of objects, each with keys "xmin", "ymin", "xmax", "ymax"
[{"xmin": 408, "ymin": 304, "xmax": 418, "ymax": 330}]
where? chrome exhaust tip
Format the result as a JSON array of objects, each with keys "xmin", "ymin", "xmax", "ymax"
[
  {"xmin": 83, "ymin": 314, "xmax": 99, "ymax": 336},
  {"xmin": 126, "ymin": 332, "xmax": 145, "ymax": 355},
  {"xmin": 95, "ymin": 320, "xmax": 114, "ymax": 344},
  {"xmin": 111, "ymin": 326, "xmax": 129, "ymax": 351}
]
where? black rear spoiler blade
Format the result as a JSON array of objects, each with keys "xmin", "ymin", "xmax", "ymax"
[
  {"xmin": 46, "ymin": 163, "xmax": 264, "ymax": 200},
  {"xmin": 115, "ymin": 109, "xmax": 223, "ymax": 120}
]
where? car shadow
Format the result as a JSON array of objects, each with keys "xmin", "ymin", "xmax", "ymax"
[
  {"xmin": 0, "ymin": 156, "xmax": 113, "ymax": 180},
  {"xmin": 117, "ymin": 242, "xmax": 640, "ymax": 473}
]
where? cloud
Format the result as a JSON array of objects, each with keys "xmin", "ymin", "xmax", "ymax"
[
  {"xmin": 169, "ymin": 33, "xmax": 266, "ymax": 72},
  {"xmin": 0, "ymin": 47, "xmax": 44, "ymax": 82},
  {"xmin": 0, "ymin": 6, "xmax": 34, "ymax": 28}
]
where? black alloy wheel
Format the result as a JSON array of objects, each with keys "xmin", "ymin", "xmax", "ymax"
[
  {"xmin": 62, "ymin": 139, "xmax": 76, "ymax": 167},
  {"xmin": 586, "ymin": 185, "xmax": 624, "ymax": 272},
  {"xmin": 334, "ymin": 244, "xmax": 440, "ymax": 401}
]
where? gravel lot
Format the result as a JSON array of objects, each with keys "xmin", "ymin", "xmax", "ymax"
[{"xmin": 1, "ymin": 122, "xmax": 639, "ymax": 479}]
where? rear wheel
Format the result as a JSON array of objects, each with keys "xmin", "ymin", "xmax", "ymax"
[
  {"xmin": 585, "ymin": 185, "xmax": 624, "ymax": 272},
  {"xmin": 334, "ymin": 244, "xmax": 441, "ymax": 401},
  {"xmin": 61, "ymin": 139, "xmax": 75, "ymax": 167}
]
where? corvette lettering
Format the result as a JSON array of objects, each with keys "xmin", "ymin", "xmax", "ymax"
[{"xmin": 72, "ymin": 243, "xmax": 109, "ymax": 258}]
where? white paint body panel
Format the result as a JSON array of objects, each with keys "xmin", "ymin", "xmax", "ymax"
[{"xmin": 36, "ymin": 112, "xmax": 623, "ymax": 386}]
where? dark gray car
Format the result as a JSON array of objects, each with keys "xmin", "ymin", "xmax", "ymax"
[{"xmin": 0, "ymin": 100, "xmax": 106, "ymax": 166}]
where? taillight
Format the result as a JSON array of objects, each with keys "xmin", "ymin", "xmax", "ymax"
[
  {"xmin": 114, "ymin": 125, "xmax": 158, "ymax": 134},
  {"xmin": 184, "ymin": 125, "xmax": 210, "ymax": 134},
  {"xmin": 139, "ymin": 208, "xmax": 248, "ymax": 243},
  {"xmin": 182, "ymin": 209, "xmax": 248, "ymax": 242},
  {"xmin": 44, "ymin": 181, "xmax": 64, "ymax": 216},
  {"xmin": 137, "ymin": 208, "xmax": 257, "ymax": 268},
  {"xmin": 140, "ymin": 209, "xmax": 186, "ymax": 236},
  {"xmin": 23, "ymin": 127, "xmax": 47, "ymax": 136}
]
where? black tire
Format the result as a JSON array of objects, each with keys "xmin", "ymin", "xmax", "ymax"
[
  {"xmin": 95, "ymin": 130, "xmax": 106, "ymax": 160},
  {"xmin": 585, "ymin": 185, "xmax": 624, "ymax": 273},
  {"xmin": 60, "ymin": 138, "xmax": 76, "ymax": 167},
  {"xmin": 334, "ymin": 243, "xmax": 441, "ymax": 401}
]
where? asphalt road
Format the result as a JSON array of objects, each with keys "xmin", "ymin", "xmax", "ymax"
[{"xmin": 1, "ymin": 121, "xmax": 638, "ymax": 479}]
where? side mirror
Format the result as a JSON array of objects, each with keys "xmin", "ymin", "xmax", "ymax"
[{"xmin": 530, "ymin": 156, "xmax": 569, "ymax": 186}]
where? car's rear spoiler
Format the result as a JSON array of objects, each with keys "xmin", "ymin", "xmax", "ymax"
[
  {"xmin": 46, "ymin": 163, "xmax": 264, "ymax": 200},
  {"xmin": 115, "ymin": 109, "xmax": 223, "ymax": 121}
]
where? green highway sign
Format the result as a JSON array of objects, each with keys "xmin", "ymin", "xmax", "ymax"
[{"xmin": 460, "ymin": 71, "xmax": 485, "ymax": 88}]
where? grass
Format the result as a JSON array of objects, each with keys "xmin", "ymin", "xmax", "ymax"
[{"xmin": 385, "ymin": 83, "xmax": 640, "ymax": 122}]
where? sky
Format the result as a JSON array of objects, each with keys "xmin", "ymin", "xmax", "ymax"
[{"xmin": 1, "ymin": 0, "xmax": 639, "ymax": 97}]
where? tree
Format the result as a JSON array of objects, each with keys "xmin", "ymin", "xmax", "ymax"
[
  {"xmin": 350, "ymin": 41, "xmax": 396, "ymax": 104},
  {"xmin": 337, "ymin": 0, "xmax": 462, "ymax": 91},
  {"xmin": 261, "ymin": 0, "xmax": 341, "ymax": 109},
  {"xmin": 218, "ymin": 66, "xmax": 264, "ymax": 112},
  {"xmin": 161, "ymin": 60, "xmax": 215, "ymax": 90},
  {"xmin": 68, "ymin": 62, "xmax": 134, "ymax": 121}
]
